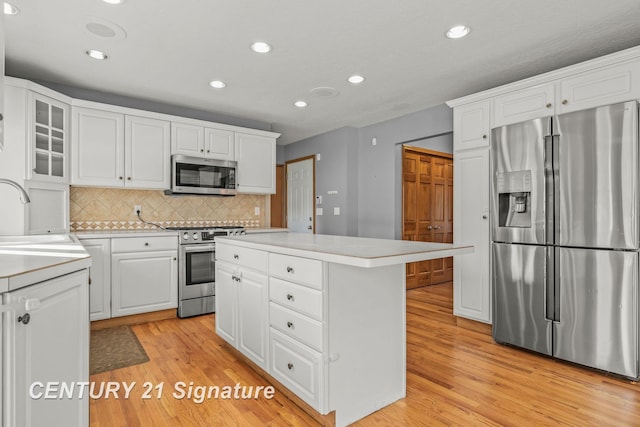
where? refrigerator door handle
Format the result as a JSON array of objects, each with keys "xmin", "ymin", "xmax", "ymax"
[
  {"xmin": 545, "ymin": 246, "xmax": 555, "ymax": 322},
  {"xmin": 544, "ymin": 134, "xmax": 554, "ymax": 245},
  {"xmin": 552, "ymin": 133, "xmax": 560, "ymax": 245},
  {"xmin": 554, "ymin": 247, "xmax": 561, "ymax": 322}
]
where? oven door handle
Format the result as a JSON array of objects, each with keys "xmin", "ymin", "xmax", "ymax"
[{"xmin": 183, "ymin": 244, "xmax": 216, "ymax": 253}]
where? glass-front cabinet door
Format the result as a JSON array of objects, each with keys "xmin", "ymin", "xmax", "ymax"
[{"xmin": 31, "ymin": 92, "xmax": 69, "ymax": 182}]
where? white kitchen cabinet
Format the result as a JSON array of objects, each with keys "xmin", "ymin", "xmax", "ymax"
[
  {"xmin": 453, "ymin": 148, "xmax": 491, "ymax": 323},
  {"xmin": 3, "ymin": 269, "xmax": 89, "ymax": 427},
  {"xmin": 30, "ymin": 92, "xmax": 69, "ymax": 183},
  {"xmin": 24, "ymin": 180, "xmax": 69, "ymax": 235},
  {"xmin": 81, "ymin": 238, "xmax": 111, "ymax": 321},
  {"xmin": 72, "ymin": 107, "xmax": 170, "ymax": 189},
  {"xmin": 215, "ymin": 243, "xmax": 269, "ymax": 370},
  {"xmin": 234, "ymin": 132, "xmax": 276, "ymax": 194},
  {"xmin": 171, "ymin": 121, "xmax": 234, "ymax": 161},
  {"xmin": 453, "ymin": 100, "xmax": 491, "ymax": 151},
  {"xmin": 0, "ymin": 12, "xmax": 5, "ymax": 151},
  {"xmin": 493, "ymin": 83, "xmax": 555, "ymax": 127},
  {"xmin": 110, "ymin": 236, "xmax": 178, "ymax": 317},
  {"xmin": 125, "ymin": 115, "xmax": 170, "ymax": 188},
  {"xmin": 72, "ymin": 107, "xmax": 124, "ymax": 187},
  {"xmin": 557, "ymin": 60, "xmax": 640, "ymax": 114}
]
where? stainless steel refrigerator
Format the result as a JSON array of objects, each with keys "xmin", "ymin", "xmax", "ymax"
[{"xmin": 491, "ymin": 100, "xmax": 639, "ymax": 378}]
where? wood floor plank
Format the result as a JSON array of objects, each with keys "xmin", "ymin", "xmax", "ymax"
[{"xmin": 90, "ymin": 283, "xmax": 640, "ymax": 426}]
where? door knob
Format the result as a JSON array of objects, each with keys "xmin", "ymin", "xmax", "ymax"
[{"xmin": 427, "ymin": 225, "xmax": 433, "ymax": 230}]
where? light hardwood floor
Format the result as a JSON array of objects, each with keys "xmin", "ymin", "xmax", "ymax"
[{"xmin": 90, "ymin": 283, "xmax": 640, "ymax": 426}]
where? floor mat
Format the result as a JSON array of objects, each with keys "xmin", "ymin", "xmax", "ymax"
[{"xmin": 90, "ymin": 325, "xmax": 149, "ymax": 375}]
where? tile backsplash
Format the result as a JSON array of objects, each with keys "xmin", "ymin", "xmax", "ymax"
[{"xmin": 70, "ymin": 187, "xmax": 266, "ymax": 231}]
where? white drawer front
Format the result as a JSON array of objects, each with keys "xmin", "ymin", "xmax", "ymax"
[
  {"xmin": 270, "ymin": 278, "xmax": 322, "ymax": 320},
  {"xmin": 269, "ymin": 253, "xmax": 322, "ymax": 289},
  {"xmin": 216, "ymin": 243, "xmax": 268, "ymax": 272},
  {"xmin": 111, "ymin": 236, "xmax": 177, "ymax": 253},
  {"xmin": 270, "ymin": 302, "xmax": 323, "ymax": 352},
  {"xmin": 270, "ymin": 328, "xmax": 322, "ymax": 410}
]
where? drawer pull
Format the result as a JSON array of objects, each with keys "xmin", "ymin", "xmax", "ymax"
[
  {"xmin": 287, "ymin": 363, "xmax": 294, "ymax": 370},
  {"xmin": 286, "ymin": 321, "xmax": 294, "ymax": 329},
  {"xmin": 233, "ymin": 254, "xmax": 239, "ymax": 260},
  {"xmin": 286, "ymin": 266, "xmax": 294, "ymax": 273},
  {"xmin": 286, "ymin": 293, "xmax": 294, "ymax": 301},
  {"xmin": 144, "ymin": 242, "xmax": 149, "ymax": 246}
]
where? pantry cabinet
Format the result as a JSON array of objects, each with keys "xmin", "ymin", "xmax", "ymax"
[
  {"xmin": 234, "ymin": 132, "xmax": 276, "ymax": 194},
  {"xmin": 171, "ymin": 121, "xmax": 235, "ymax": 160},
  {"xmin": 3, "ymin": 269, "xmax": 89, "ymax": 427},
  {"xmin": 72, "ymin": 107, "xmax": 170, "ymax": 189}
]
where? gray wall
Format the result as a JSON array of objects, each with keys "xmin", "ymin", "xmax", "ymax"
[
  {"xmin": 283, "ymin": 103, "xmax": 453, "ymax": 239},
  {"xmin": 284, "ymin": 127, "xmax": 359, "ymax": 236},
  {"xmin": 32, "ymin": 79, "xmax": 272, "ymax": 131}
]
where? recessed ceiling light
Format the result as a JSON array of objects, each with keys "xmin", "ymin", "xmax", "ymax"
[
  {"xmin": 294, "ymin": 101, "xmax": 308, "ymax": 108},
  {"xmin": 347, "ymin": 75, "xmax": 365, "ymax": 84},
  {"xmin": 446, "ymin": 25, "xmax": 470, "ymax": 39},
  {"xmin": 251, "ymin": 42, "xmax": 272, "ymax": 54},
  {"xmin": 102, "ymin": 0, "xmax": 124, "ymax": 4},
  {"xmin": 209, "ymin": 80, "xmax": 226, "ymax": 89},
  {"xmin": 4, "ymin": 2, "xmax": 20, "ymax": 15},
  {"xmin": 85, "ymin": 49, "xmax": 109, "ymax": 60}
]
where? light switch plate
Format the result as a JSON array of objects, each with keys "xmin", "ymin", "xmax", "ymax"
[
  {"xmin": 334, "ymin": 207, "xmax": 340, "ymax": 215},
  {"xmin": 316, "ymin": 208, "xmax": 323, "ymax": 216}
]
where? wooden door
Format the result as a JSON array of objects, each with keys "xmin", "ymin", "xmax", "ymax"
[
  {"xmin": 270, "ymin": 164, "xmax": 285, "ymax": 227},
  {"xmin": 402, "ymin": 146, "xmax": 453, "ymax": 289}
]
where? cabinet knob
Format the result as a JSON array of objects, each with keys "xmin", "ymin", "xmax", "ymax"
[
  {"xmin": 482, "ymin": 134, "xmax": 487, "ymax": 139},
  {"xmin": 145, "ymin": 242, "xmax": 149, "ymax": 246},
  {"xmin": 286, "ymin": 321, "xmax": 294, "ymax": 329},
  {"xmin": 286, "ymin": 294, "xmax": 294, "ymax": 301},
  {"xmin": 546, "ymin": 103, "xmax": 552, "ymax": 108},
  {"xmin": 18, "ymin": 313, "xmax": 31, "ymax": 325},
  {"xmin": 562, "ymin": 99, "xmax": 568, "ymax": 105},
  {"xmin": 200, "ymin": 149, "xmax": 204, "ymax": 153},
  {"xmin": 119, "ymin": 176, "xmax": 123, "ymax": 180},
  {"xmin": 0, "ymin": 113, "xmax": 3, "ymax": 121},
  {"xmin": 482, "ymin": 215, "xmax": 488, "ymax": 219},
  {"xmin": 287, "ymin": 363, "xmax": 294, "ymax": 370},
  {"xmin": 173, "ymin": 257, "xmax": 177, "ymax": 261},
  {"xmin": 286, "ymin": 266, "xmax": 294, "ymax": 273},
  {"xmin": 207, "ymin": 150, "xmax": 210, "ymax": 153},
  {"xmin": 127, "ymin": 177, "xmax": 132, "ymax": 181},
  {"xmin": 233, "ymin": 254, "xmax": 239, "ymax": 260}
]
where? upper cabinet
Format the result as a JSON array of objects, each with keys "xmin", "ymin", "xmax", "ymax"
[
  {"xmin": 235, "ymin": 132, "xmax": 276, "ymax": 194},
  {"xmin": 453, "ymin": 100, "xmax": 491, "ymax": 151},
  {"xmin": 557, "ymin": 60, "xmax": 640, "ymax": 114},
  {"xmin": 171, "ymin": 121, "xmax": 235, "ymax": 161},
  {"xmin": 0, "ymin": 12, "xmax": 5, "ymax": 151},
  {"xmin": 493, "ymin": 84, "xmax": 555, "ymax": 127},
  {"xmin": 72, "ymin": 106, "xmax": 170, "ymax": 189},
  {"xmin": 31, "ymin": 92, "xmax": 69, "ymax": 183}
]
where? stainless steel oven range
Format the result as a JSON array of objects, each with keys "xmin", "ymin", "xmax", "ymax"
[{"xmin": 168, "ymin": 226, "xmax": 245, "ymax": 318}]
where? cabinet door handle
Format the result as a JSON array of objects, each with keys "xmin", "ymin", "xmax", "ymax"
[
  {"xmin": 286, "ymin": 266, "xmax": 294, "ymax": 273},
  {"xmin": 286, "ymin": 294, "xmax": 294, "ymax": 301},
  {"xmin": 18, "ymin": 313, "xmax": 31, "ymax": 325},
  {"xmin": 287, "ymin": 363, "xmax": 294, "ymax": 370},
  {"xmin": 286, "ymin": 321, "xmax": 294, "ymax": 329}
]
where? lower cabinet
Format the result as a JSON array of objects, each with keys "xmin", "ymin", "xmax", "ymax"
[
  {"xmin": 79, "ymin": 235, "xmax": 178, "ymax": 320},
  {"xmin": 215, "ymin": 245, "xmax": 268, "ymax": 370},
  {"xmin": 3, "ymin": 269, "xmax": 89, "ymax": 427}
]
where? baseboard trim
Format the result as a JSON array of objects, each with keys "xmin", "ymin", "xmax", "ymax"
[
  {"xmin": 456, "ymin": 317, "xmax": 492, "ymax": 335},
  {"xmin": 91, "ymin": 309, "xmax": 177, "ymax": 330}
]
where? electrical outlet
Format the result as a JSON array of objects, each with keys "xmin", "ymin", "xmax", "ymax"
[
  {"xmin": 254, "ymin": 207, "xmax": 260, "ymax": 215},
  {"xmin": 134, "ymin": 205, "xmax": 142, "ymax": 215}
]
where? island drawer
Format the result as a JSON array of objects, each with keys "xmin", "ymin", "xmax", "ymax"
[
  {"xmin": 270, "ymin": 302, "xmax": 323, "ymax": 352},
  {"xmin": 270, "ymin": 278, "xmax": 322, "ymax": 320},
  {"xmin": 270, "ymin": 328, "xmax": 322, "ymax": 411},
  {"xmin": 111, "ymin": 236, "xmax": 177, "ymax": 253},
  {"xmin": 269, "ymin": 253, "xmax": 322, "ymax": 289},
  {"xmin": 216, "ymin": 244, "xmax": 268, "ymax": 272}
]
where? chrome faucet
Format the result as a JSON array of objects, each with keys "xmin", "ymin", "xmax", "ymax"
[{"xmin": 0, "ymin": 179, "xmax": 31, "ymax": 203}]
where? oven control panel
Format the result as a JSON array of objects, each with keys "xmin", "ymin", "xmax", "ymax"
[{"xmin": 178, "ymin": 228, "xmax": 245, "ymax": 244}]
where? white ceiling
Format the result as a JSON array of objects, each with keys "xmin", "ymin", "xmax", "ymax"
[{"xmin": 5, "ymin": 1, "xmax": 640, "ymax": 144}]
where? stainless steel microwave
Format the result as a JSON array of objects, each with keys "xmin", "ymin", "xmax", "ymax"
[{"xmin": 169, "ymin": 154, "xmax": 237, "ymax": 196}]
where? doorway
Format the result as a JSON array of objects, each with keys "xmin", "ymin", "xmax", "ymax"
[
  {"xmin": 286, "ymin": 156, "xmax": 315, "ymax": 233},
  {"xmin": 402, "ymin": 146, "xmax": 453, "ymax": 289}
]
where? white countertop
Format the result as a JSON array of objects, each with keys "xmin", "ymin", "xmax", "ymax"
[
  {"xmin": 216, "ymin": 232, "xmax": 473, "ymax": 268},
  {"xmin": 0, "ymin": 234, "xmax": 92, "ymax": 292},
  {"xmin": 74, "ymin": 229, "xmax": 178, "ymax": 239}
]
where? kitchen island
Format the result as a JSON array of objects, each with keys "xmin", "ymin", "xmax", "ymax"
[{"xmin": 214, "ymin": 232, "xmax": 472, "ymax": 426}]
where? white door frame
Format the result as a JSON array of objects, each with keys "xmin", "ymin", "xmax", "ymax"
[{"xmin": 285, "ymin": 155, "xmax": 315, "ymax": 233}]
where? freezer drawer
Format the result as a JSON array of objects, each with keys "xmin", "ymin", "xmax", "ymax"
[
  {"xmin": 492, "ymin": 242, "xmax": 552, "ymax": 355},
  {"xmin": 553, "ymin": 247, "xmax": 638, "ymax": 378}
]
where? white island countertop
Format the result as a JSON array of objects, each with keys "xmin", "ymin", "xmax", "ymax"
[
  {"xmin": 0, "ymin": 234, "xmax": 91, "ymax": 292},
  {"xmin": 216, "ymin": 232, "xmax": 473, "ymax": 268}
]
